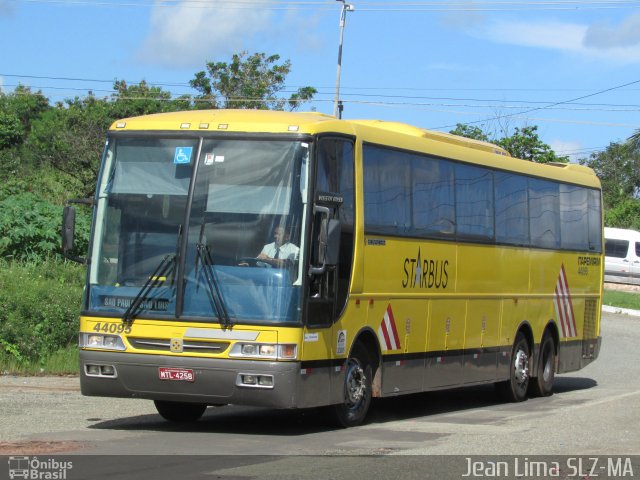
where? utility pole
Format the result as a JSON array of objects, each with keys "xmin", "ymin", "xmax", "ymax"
[{"xmin": 333, "ymin": 0, "xmax": 354, "ymax": 119}]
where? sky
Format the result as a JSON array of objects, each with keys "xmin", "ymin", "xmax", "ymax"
[{"xmin": 1, "ymin": 0, "xmax": 639, "ymax": 161}]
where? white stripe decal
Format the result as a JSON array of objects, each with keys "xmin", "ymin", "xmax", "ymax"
[
  {"xmin": 378, "ymin": 304, "xmax": 401, "ymax": 351},
  {"xmin": 554, "ymin": 264, "xmax": 577, "ymax": 338}
]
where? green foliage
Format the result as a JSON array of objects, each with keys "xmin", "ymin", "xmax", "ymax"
[
  {"xmin": 0, "ymin": 85, "xmax": 50, "ymax": 148},
  {"xmin": 0, "ymin": 192, "xmax": 90, "ymax": 262},
  {"xmin": 449, "ymin": 123, "xmax": 490, "ymax": 142},
  {"xmin": 1, "ymin": 164, "xmax": 85, "ymax": 205},
  {"xmin": 0, "ymin": 259, "xmax": 84, "ymax": 364},
  {"xmin": 0, "ymin": 111, "xmax": 24, "ymax": 149},
  {"xmin": 0, "ymin": 145, "xmax": 21, "ymax": 178},
  {"xmin": 190, "ymin": 51, "xmax": 317, "ymax": 111},
  {"xmin": 495, "ymin": 126, "xmax": 569, "ymax": 163},
  {"xmin": 450, "ymin": 124, "xmax": 568, "ymax": 164},
  {"xmin": 629, "ymin": 129, "xmax": 640, "ymax": 153},
  {"xmin": 581, "ymin": 141, "xmax": 640, "ymax": 209},
  {"xmin": 111, "ymin": 79, "xmax": 192, "ymax": 117},
  {"xmin": 26, "ymin": 95, "xmax": 113, "ymax": 196},
  {"xmin": 604, "ymin": 198, "xmax": 640, "ymax": 230}
]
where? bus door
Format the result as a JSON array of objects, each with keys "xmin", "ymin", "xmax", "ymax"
[
  {"xmin": 302, "ymin": 137, "xmax": 354, "ymax": 404},
  {"xmin": 306, "ymin": 136, "xmax": 354, "ymax": 321}
]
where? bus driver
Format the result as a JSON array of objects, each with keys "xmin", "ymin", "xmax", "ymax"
[{"xmin": 256, "ymin": 226, "xmax": 299, "ymax": 268}]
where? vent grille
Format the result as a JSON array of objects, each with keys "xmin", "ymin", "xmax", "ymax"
[
  {"xmin": 128, "ymin": 337, "xmax": 230, "ymax": 354},
  {"xmin": 582, "ymin": 298, "xmax": 598, "ymax": 358}
]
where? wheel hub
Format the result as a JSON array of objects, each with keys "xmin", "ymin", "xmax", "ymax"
[
  {"xmin": 345, "ymin": 360, "xmax": 366, "ymax": 405},
  {"xmin": 514, "ymin": 349, "xmax": 529, "ymax": 385}
]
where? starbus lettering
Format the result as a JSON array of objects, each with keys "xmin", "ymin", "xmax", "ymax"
[{"xmin": 402, "ymin": 248, "xmax": 449, "ymax": 289}]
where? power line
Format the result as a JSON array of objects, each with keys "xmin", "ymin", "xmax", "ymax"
[
  {"xmin": 433, "ymin": 78, "xmax": 640, "ymax": 130},
  {"xmin": 9, "ymin": 0, "xmax": 640, "ymax": 10},
  {"xmin": 6, "ymin": 86, "xmax": 638, "ymax": 129},
  {"xmin": 4, "ymin": 73, "xmax": 640, "ymax": 96},
  {"xmin": 3, "ymin": 73, "xmax": 639, "ymax": 110},
  {"xmin": 5, "ymin": 82, "xmax": 639, "ymax": 113}
]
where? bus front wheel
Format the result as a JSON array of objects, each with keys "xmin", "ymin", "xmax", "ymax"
[
  {"xmin": 497, "ymin": 332, "xmax": 530, "ymax": 402},
  {"xmin": 529, "ymin": 333, "xmax": 556, "ymax": 397},
  {"xmin": 154, "ymin": 400, "xmax": 207, "ymax": 422},
  {"xmin": 329, "ymin": 343, "xmax": 373, "ymax": 428}
]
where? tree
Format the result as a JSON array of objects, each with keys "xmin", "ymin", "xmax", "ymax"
[
  {"xmin": 495, "ymin": 126, "xmax": 569, "ymax": 164},
  {"xmin": 111, "ymin": 80, "xmax": 192, "ymax": 118},
  {"xmin": 449, "ymin": 123, "xmax": 490, "ymax": 142},
  {"xmin": 580, "ymin": 141, "xmax": 640, "ymax": 209},
  {"xmin": 629, "ymin": 129, "xmax": 640, "ymax": 153},
  {"xmin": 25, "ymin": 81, "xmax": 186, "ymax": 196},
  {"xmin": 0, "ymin": 111, "xmax": 23, "ymax": 150},
  {"xmin": 450, "ymin": 124, "xmax": 569, "ymax": 164},
  {"xmin": 190, "ymin": 51, "xmax": 316, "ymax": 111},
  {"xmin": 26, "ymin": 94, "xmax": 113, "ymax": 196},
  {"xmin": 0, "ymin": 85, "xmax": 49, "ymax": 149},
  {"xmin": 604, "ymin": 198, "xmax": 640, "ymax": 230}
]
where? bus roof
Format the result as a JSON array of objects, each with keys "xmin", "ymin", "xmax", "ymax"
[{"xmin": 109, "ymin": 109, "xmax": 600, "ymax": 188}]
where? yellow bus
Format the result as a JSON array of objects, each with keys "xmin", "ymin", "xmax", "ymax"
[{"xmin": 63, "ymin": 110, "xmax": 603, "ymax": 427}]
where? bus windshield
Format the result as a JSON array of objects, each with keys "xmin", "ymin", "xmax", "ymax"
[{"xmin": 88, "ymin": 136, "xmax": 309, "ymax": 325}]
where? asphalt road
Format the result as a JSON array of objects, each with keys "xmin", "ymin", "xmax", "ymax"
[{"xmin": 1, "ymin": 311, "xmax": 638, "ymax": 479}]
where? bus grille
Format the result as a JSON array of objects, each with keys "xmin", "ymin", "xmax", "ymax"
[
  {"xmin": 582, "ymin": 298, "xmax": 598, "ymax": 358},
  {"xmin": 127, "ymin": 337, "xmax": 230, "ymax": 354}
]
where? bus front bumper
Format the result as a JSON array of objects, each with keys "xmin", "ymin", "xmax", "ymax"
[{"xmin": 80, "ymin": 350, "xmax": 300, "ymax": 408}]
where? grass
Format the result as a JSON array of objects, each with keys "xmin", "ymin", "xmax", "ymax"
[
  {"xmin": 603, "ymin": 288, "xmax": 640, "ymax": 311},
  {"xmin": 0, "ymin": 346, "xmax": 79, "ymax": 376}
]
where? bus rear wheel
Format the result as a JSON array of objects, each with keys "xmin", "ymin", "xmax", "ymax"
[
  {"xmin": 154, "ymin": 400, "xmax": 207, "ymax": 422},
  {"xmin": 497, "ymin": 332, "xmax": 530, "ymax": 402},
  {"xmin": 329, "ymin": 343, "xmax": 373, "ymax": 428},
  {"xmin": 529, "ymin": 333, "xmax": 556, "ymax": 397}
]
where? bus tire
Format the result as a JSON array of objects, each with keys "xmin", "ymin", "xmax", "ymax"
[
  {"xmin": 329, "ymin": 343, "xmax": 373, "ymax": 428},
  {"xmin": 529, "ymin": 333, "xmax": 556, "ymax": 397},
  {"xmin": 496, "ymin": 332, "xmax": 530, "ymax": 402},
  {"xmin": 154, "ymin": 400, "xmax": 207, "ymax": 422}
]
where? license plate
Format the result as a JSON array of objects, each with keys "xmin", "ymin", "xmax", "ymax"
[{"xmin": 158, "ymin": 367, "xmax": 195, "ymax": 382}]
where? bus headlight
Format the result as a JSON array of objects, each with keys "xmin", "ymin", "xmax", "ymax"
[
  {"xmin": 79, "ymin": 333, "xmax": 126, "ymax": 351},
  {"xmin": 230, "ymin": 343, "xmax": 297, "ymax": 360}
]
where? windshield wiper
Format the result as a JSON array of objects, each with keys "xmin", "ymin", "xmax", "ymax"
[
  {"xmin": 195, "ymin": 243, "xmax": 231, "ymax": 327},
  {"xmin": 122, "ymin": 253, "xmax": 176, "ymax": 325}
]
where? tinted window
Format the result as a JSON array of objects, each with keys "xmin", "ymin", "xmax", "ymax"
[
  {"xmin": 587, "ymin": 189, "xmax": 602, "ymax": 252},
  {"xmin": 605, "ymin": 239, "xmax": 629, "ymax": 258},
  {"xmin": 529, "ymin": 178, "xmax": 560, "ymax": 249},
  {"xmin": 455, "ymin": 164, "xmax": 494, "ymax": 240},
  {"xmin": 361, "ymin": 143, "xmax": 601, "ymax": 253},
  {"xmin": 363, "ymin": 146, "xmax": 411, "ymax": 234},
  {"xmin": 317, "ymin": 138, "xmax": 355, "ymax": 226},
  {"xmin": 495, "ymin": 172, "xmax": 529, "ymax": 245},
  {"xmin": 412, "ymin": 156, "xmax": 455, "ymax": 236},
  {"xmin": 560, "ymin": 184, "xmax": 589, "ymax": 250}
]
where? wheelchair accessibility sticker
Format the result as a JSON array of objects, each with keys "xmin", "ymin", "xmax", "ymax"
[{"xmin": 174, "ymin": 146, "xmax": 193, "ymax": 164}]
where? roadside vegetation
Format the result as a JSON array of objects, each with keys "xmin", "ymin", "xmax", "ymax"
[
  {"xmin": 1, "ymin": 51, "xmax": 640, "ymax": 375},
  {"xmin": 603, "ymin": 288, "xmax": 640, "ymax": 311}
]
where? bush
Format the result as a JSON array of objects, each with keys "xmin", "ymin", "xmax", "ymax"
[
  {"xmin": 0, "ymin": 191, "xmax": 90, "ymax": 262},
  {"xmin": 0, "ymin": 259, "xmax": 85, "ymax": 364},
  {"xmin": 605, "ymin": 198, "xmax": 640, "ymax": 230}
]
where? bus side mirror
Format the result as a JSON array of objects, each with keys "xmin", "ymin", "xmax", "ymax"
[
  {"xmin": 62, "ymin": 206, "xmax": 76, "ymax": 254},
  {"xmin": 61, "ymin": 198, "xmax": 93, "ymax": 264},
  {"xmin": 309, "ymin": 205, "xmax": 341, "ymax": 276}
]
